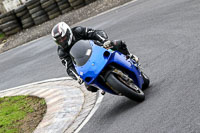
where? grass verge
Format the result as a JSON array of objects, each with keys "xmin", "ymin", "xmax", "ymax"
[
  {"xmin": 0, "ymin": 33, "xmax": 5, "ymax": 39},
  {"xmin": 0, "ymin": 95, "xmax": 47, "ymax": 133},
  {"xmin": 0, "ymin": 33, "xmax": 6, "ymax": 44}
]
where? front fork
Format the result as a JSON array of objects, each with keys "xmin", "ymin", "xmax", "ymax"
[{"xmin": 112, "ymin": 69, "xmax": 134, "ymax": 85}]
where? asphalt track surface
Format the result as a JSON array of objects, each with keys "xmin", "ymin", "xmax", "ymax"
[{"xmin": 0, "ymin": 0, "xmax": 200, "ymax": 132}]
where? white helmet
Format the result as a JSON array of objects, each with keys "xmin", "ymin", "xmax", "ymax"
[{"xmin": 51, "ymin": 22, "xmax": 73, "ymax": 49}]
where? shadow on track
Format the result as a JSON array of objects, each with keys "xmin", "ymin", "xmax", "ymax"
[
  {"xmin": 101, "ymin": 85, "xmax": 153, "ymax": 120},
  {"xmin": 102, "ymin": 97, "xmax": 139, "ymax": 120}
]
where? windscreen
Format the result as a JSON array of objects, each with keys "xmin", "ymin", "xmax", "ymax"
[{"xmin": 70, "ymin": 40, "xmax": 92, "ymax": 66}]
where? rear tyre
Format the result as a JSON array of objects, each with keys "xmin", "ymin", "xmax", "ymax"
[
  {"xmin": 106, "ymin": 73, "xmax": 145, "ymax": 102},
  {"xmin": 141, "ymin": 72, "xmax": 150, "ymax": 90}
]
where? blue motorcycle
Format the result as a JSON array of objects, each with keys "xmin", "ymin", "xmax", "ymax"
[{"xmin": 70, "ymin": 40, "xmax": 150, "ymax": 102}]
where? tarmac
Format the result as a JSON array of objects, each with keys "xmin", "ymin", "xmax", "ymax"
[{"xmin": 0, "ymin": 77, "xmax": 104, "ymax": 133}]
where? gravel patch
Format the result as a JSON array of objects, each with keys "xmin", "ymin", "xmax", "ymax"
[{"xmin": 0, "ymin": 0, "xmax": 132, "ymax": 54}]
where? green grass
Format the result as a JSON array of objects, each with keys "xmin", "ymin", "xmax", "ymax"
[
  {"xmin": 0, "ymin": 33, "xmax": 5, "ymax": 40},
  {"xmin": 0, "ymin": 95, "xmax": 46, "ymax": 133}
]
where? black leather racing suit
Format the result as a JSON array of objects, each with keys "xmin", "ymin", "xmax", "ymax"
[{"xmin": 57, "ymin": 26, "xmax": 130, "ymax": 91}]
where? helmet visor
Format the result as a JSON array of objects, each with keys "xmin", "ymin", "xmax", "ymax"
[
  {"xmin": 54, "ymin": 29, "xmax": 71, "ymax": 48},
  {"xmin": 55, "ymin": 35, "xmax": 67, "ymax": 44}
]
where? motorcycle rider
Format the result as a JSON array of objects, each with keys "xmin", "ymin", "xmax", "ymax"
[{"xmin": 51, "ymin": 22, "xmax": 139, "ymax": 92}]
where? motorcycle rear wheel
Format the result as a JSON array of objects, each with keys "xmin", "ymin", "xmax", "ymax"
[
  {"xmin": 141, "ymin": 72, "xmax": 150, "ymax": 90},
  {"xmin": 106, "ymin": 73, "xmax": 145, "ymax": 102}
]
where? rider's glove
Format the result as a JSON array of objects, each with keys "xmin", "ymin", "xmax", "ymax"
[{"xmin": 103, "ymin": 40, "xmax": 112, "ymax": 49}]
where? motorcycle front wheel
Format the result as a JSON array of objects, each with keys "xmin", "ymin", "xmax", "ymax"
[{"xmin": 106, "ymin": 73, "xmax": 145, "ymax": 102}]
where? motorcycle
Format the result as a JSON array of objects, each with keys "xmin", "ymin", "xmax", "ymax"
[{"xmin": 69, "ymin": 40, "xmax": 150, "ymax": 102}]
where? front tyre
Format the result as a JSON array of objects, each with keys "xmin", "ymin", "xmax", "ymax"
[{"xmin": 106, "ymin": 73, "xmax": 145, "ymax": 102}]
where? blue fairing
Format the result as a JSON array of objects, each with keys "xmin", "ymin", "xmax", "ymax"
[
  {"xmin": 73, "ymin": 40, "xmax": 144, "ymax": 94},
  {"xmin": 74, "ymin": 41, "xmax": 110, "ymax": 83}
]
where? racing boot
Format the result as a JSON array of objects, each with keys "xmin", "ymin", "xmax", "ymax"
[{"xmin": 127, "ymin": 54, "xmax": 139, "ymax": 64}]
